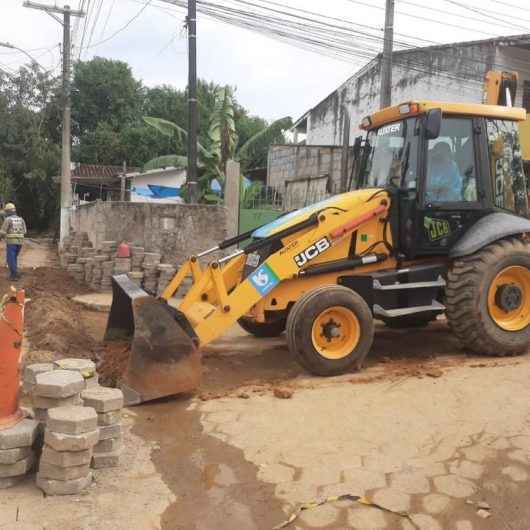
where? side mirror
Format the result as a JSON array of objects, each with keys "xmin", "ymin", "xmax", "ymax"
[{"xmin": 425, "ymin": 108, "xmax": 442, "ymax": 140}]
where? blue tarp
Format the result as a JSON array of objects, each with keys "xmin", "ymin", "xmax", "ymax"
[{"xmin": 147, "ymin": 184, "xmax": 181, "ymax": 198}]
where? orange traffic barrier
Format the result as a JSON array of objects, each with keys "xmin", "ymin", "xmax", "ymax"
[{"xmin": 0, "ymin": 288, "xmax": 25, "ymax": 430}]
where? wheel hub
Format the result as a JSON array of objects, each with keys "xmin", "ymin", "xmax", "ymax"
[
  {"xmin": 495, "ymin": 283, "xmax": 523, "ymax": 312},
  {"xmin": 321, "ymin": 318, "xmax": 342, "ymax": 342}
]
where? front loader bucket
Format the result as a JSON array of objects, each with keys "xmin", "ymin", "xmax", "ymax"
[{"xmin": 105, "ymin": 274, "xmax": 201, "ymax": 405}]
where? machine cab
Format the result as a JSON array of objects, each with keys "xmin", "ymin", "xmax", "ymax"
[{"xmin": 356, "ymin": 101, "xmax": 529, "ymax": 258}]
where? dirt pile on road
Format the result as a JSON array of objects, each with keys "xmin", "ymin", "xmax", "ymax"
[{"xmin": 0, "ymin": 267, "xmax": 100, "ymax": 363}]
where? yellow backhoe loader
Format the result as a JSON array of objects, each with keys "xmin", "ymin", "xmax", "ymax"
[{"xmin": 106, "ymin": 94, "xmax": 530, "ymax": 405}]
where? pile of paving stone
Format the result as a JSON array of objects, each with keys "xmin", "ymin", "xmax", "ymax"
[
  {"xmin": 59, "ymin": 232, "xmax": 179, "ymax": 295},
  {"xmin": 0, "ymin": 418, "xmax": 38, "ymax": 489},
  {"xmin": 8, "ymin": 359, "xmax": 126, "ymax": 495},
  {"xmin": 36, "ymin": 406, "xmax": 98, "ymax": 495},
  {"xmin": 142, "ymin": 252, "xmax": 161, "ymax": 293},
  {"xmin": 82, "ymin": 386, "xmax": 124, "ymax": 469}
]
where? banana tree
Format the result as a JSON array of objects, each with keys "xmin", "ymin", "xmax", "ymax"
[{"xmin": 143, "ymin": 86, "xmax": 291, "ymax": 201}]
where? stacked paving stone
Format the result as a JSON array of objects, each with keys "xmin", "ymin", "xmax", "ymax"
[
  {"xmin": 54, "ymin": 358, "xmax": 99, "ymax": 389},
  {"xmin": 0, "ymin": 419, "xmax": 39, "ymax": 489},
  {"xmin": 82, "ymin": 386, "xmax": 124, "ymax": 469},
  {"xmin": 101, "ymin": 260, "xmax": 114, "ymax": 290},
  {"xmin": 142, "ymin": 252, "xmax": 161, "ymax": 293},
  {"xmin": 130, "ymin": 246, "xmax": 145, "ymax": 271},
  {"xmin": 31, "ymin": 370, "xmax": 85, "ymax": 426},
  {"xmin": 36, "ymin": 406, "xmax": 98, "ymax": 495},
  {"xmin": 157, "ymin": 264, "xmax": 177, "ymax": 296},
  {"xmin": 60, "ymin": 231, "xmax": 184, "ymax": 294}
]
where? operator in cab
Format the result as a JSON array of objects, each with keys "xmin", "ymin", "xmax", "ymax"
[{"xmin": 425, "ymin": 142, "xmax": 464, "ymax": 203}]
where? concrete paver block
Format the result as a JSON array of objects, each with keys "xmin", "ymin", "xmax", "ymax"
[
  {"xmin": 44, "ymin": 429, "xmax": 99, "ymax": 452},
  {"xmin": 347, "ymin": 507, "xmax": 388, "ymax": 529},
  {"xmin": 502, "ymin": 465, "xmax": 528, "ymax": 482},
  {"xmin": 98, "ymin": 423, "xmax": 122, "ymax": 440},
  {"xmin": 34, "ymin": 370, "xmax": 85, "ymax": 398},
  {"xmin": 449, "ymin": 461, "xmax": 484, "ymax": 480},
  {"xmin": 257, "ymin": 463, "xmax": 295, "ymax": 483},
  {"xmin": 23, "ymin": 363, "xmax": 55, "ymax": 384},
  {"xmin": 0, "ymin": 454, "xmax": 34, "ymax": 478},
  {"xmin": 0, "ymin": 475, "xmax": 26, "ymax": 489},
  {"xmin": 47, "ymin": 406, "xmax": 98, "ymax": 435},
  {"xmin": 510, "ymin": 435, "xmax": 530, "ymax": 451},
  {"xmin": 372, "ymin": 487, "xmax": 411, "ymax": 513},
  {"xmin": 0, "ymin": 419, "xmax": 39, "ymax": 449},
  {"xmin": 342, "ymin": 468, "xmax": 387, "ymax": 491},
  {"xmin": 81, "ymin": 386, "xmax": 124, "ymax": 412},
  {"xmin": 54, "ymin": 358, "xmax": 96, "ymax": 379},
  {"xmin": 433, "ymin": 474, "xmax": 476, "ymax": 498},
  {"xmin": 0, "ymin": 446, "xmax": 31, "ymax": 465},
  {"xmin": 32, "ymin": 394, "xmax": 82, "ymax": 410},
  {"xmin": 36, "ymin": 472, "xmax": 92, "ymax": 496},
  {"xmin": 41, "ymin": 446, "xmax": 92, "ymax": 467},
  {"xmin": 410, "ymin": 513, "xmax": 442, "ymax": 530},
  {"xmin": 460, "ymin": 445, "xmax": 495, "ymax": 463},
  {"xmin": 455, "ymin": 521, "xmax": 474, "ymax": 530},
  {"xmin": 390, "ymin": 470, "xmax": 431, "ymax": 494},
  {"xmin": 422, "ymin": 493, "xmax": 451, "ymax": 515},
  {"xmin": 97, "ymin": 410, "xmax": 121, "ymax": 426},
  {"xmin": 94, "ymin": 435, "xmax": 122, "ymax": 453},
  {"xmin": 38, "ymin": 461, "xmax": 91, "ymax": 481},
  {"xmin": 91, "ymin": 450, "xmax": 121, "ymax": 469}
]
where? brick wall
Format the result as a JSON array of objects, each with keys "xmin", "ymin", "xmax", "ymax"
[{"xmin": 70, "ymin": 201, "xmax": 228, "ymax": 264}]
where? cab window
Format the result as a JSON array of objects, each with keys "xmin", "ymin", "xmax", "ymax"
[
  {"xmin": 364, "ymin": 118, "xmax": 418, "ymax": 188},
  {"xmin": 486, "ymin": 119, "xmax": 528, "ymax": 217},
  {"xmin": 425, "ymin": 118, "xmax": 477, "ymax": 204}
]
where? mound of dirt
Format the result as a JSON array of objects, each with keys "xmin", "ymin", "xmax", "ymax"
[{"xmin": 0, "ymin": 267, "xmax": 100, "ymax": 365}]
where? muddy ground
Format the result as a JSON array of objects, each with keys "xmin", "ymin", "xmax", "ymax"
[{"xmin": 3, "ymin": 240, "xmax": 530, "ymax": 530}]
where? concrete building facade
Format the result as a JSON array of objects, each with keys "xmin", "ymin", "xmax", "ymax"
[{"xmin": 293, "ymin": 34, "xmax": 530, "ymax": 146}]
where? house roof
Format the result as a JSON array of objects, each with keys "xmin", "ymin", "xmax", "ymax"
[{"xmin": 71, "ymin": 164, "xmax": 140, "ymax": 181}]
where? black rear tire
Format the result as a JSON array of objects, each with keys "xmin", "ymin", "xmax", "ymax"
[
  {"xmin": 286, "ymin": 285, "xmax": 374, "ymax": 376},
  {"xmin": 238, "ymin": 316, "xmax": 286, "ymax": 337},
  {"xmin": 446, "ymin": 237, "xmax": 530, "ymax": 356}
]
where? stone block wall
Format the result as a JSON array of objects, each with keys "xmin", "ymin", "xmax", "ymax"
[
  {"xmin": 70, "ymin": 201, "xmax": 229, "ymax": 265},
  {"xmin": 267, "ymin": 145, "xmax": 347, "ymax": 190}
]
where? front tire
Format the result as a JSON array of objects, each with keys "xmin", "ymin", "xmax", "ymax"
[
  {"xmin": 446, "ymin": 237, "xmax": 530, "ymax": 356},
  {"xmin": 286, "ymin": 285, "xmax": 374, "ymax": 376}
]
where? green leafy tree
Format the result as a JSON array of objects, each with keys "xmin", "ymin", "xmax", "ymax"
[
  {"xmin": 0, "ymin": 65, "xmax": 61, "ymax": 229},
  {"xmin": 72, "ymin": 57, "xmax": 142, "ymax": 135}
]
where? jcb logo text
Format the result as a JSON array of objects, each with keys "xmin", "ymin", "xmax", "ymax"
[{"xmin": 294, "ymin": 237, "xmax": 330, "ymax": 268}]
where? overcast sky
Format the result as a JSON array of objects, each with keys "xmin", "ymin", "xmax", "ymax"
[{"xmin": 1, "ymin": 0, "xmax": 530, "ymax": 121}]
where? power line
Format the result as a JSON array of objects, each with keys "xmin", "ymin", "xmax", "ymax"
[
  {"xmin": 100, "ymin": 0, "xmax": 117, "ymax": 39},
  {"xmin": 398, "ymin": 0, "xmax": 529, "ymax": 32},
  {"xmin": 441, "ymin": 0, "xmax": 528, "ymax": 32},
  {"xmin": 84, "ymin": 0, "xmax": 153, "ymax": 50},
  {"xmin": 345, "ymin": 0, "xmax": 503, "ymax": 36},
  {"xmin": 86, "ymin": 0, "xmax": 105, "ymax": 51}
]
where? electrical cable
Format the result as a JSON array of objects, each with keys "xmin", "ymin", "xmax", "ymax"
[{"xmin": 84, "ymin": 0, "xmax": 153, "ymax": 50}]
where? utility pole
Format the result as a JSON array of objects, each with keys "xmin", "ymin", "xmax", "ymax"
[
  {"xmin": 380, "ymin": 0, "xmax": 394, "ymax": 109},
  {"xmin": 23, "ymin": 2, "xmax": 84, "ymax": 247},
  {"xmin": 120, "ymin": 161, "xmax": 127, "ymax": 202},
  {"xmin": 186, "ymin": 0, "xmax": 198, "ymax": 202}
]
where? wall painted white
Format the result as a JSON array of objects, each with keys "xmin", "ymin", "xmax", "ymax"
[
  {"xmin": 129, "ymin": 167, "xmax": 186, "ymax": 204},
  {"xmin": 304, "ymin": 41, "xmax": 530, "ymax": 146}
]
